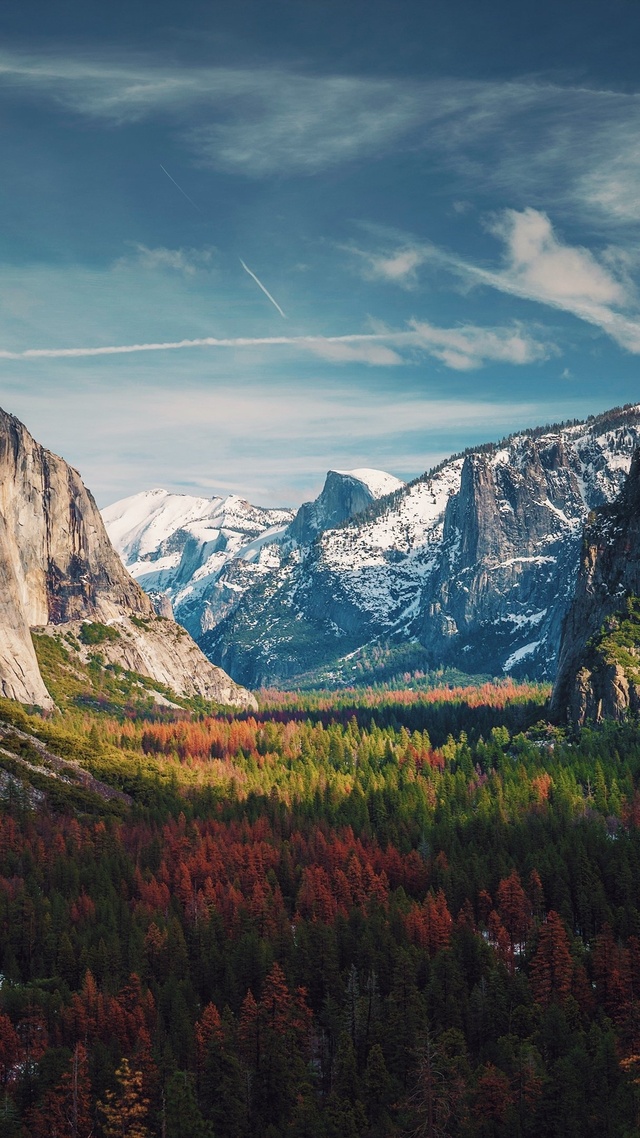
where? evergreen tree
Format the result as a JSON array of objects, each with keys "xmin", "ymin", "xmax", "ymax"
[
  {"xmin": 98, "ymin": 1058, "xmax": 150, "ymax": 1138},
  {"xmin": 163, "ymin": 1070, "xmax": 213, "ymax": 1138}
]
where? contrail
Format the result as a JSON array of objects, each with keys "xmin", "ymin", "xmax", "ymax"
[
  {"xmin": 159, "ymin": 164, "xmax": 204, "ymax": 215},
  {"xmin": 0, "ymin": 331, "xmax": 407, "ymax": 360},
  {"xmin": 240, "ymin": 259, "xmax": 287, "ymax": 319}
]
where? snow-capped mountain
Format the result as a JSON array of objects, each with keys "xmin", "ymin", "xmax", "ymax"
[
  {"xmin": 103, "ymin": 469, "xmax": 403, "ymax": 642},
  {"xmin": 102, "ymin": 489, "xmax": 295, "ymax": 640},
  {"xmin": 199, "ymin": 404, "xmax": 640, "ymax": 687}
]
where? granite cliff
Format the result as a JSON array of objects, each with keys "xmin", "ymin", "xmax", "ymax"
[
  {"xmin": 551, "ymin": 449, "xmax": 640, "ymax": 725},
  {"xmin": 0, "ymin": 408, "xmax": 255, "ymax": 710},
  {"xmin": 200, "ymin": 405, "xmax": 640, "ymax": 687}
]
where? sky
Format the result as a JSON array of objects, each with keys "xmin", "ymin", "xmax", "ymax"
[{"xmin": 2, "ymin": 0, "xmax": 640, "ymax": 507}]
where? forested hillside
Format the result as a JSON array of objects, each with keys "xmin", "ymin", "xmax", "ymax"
[{"xmin": 2, "ymin": 683, "xmax": 640, "ymax": 1136}]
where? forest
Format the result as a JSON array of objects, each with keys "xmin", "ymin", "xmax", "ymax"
[{"xmin": 1, "ymin": 680, "xmax": 640, "ymax": 1137}]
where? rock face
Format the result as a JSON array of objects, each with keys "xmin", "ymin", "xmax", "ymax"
[
  {"xmin": 288, "ymin": 469, "xmax": 404, "ymax": 545},
  {"xmin": 551, "ymin": 449, "xmax": 640, "ymax": 725},
  {"xmin": 103, "ymin": 488, "xmax": 294, "ymax": 640},
  {"xmin": 0, "ymin": 408, "xmax": 255, "ymax": 710},
  {"xmin": 200, "ymin": 405, "xmax": 640, "ymax": 688},
  {"xmin": 103, "ymin": 470, "xmax": 403, "ymax": 644}
]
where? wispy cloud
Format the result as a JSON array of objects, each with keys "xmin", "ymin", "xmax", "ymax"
[
  {"xmin": 305, "ymin": 341, "xmax": 405, "ymax": 366},
  {"xmin": 4, "ymin": 48, "xmax": 640, "ymax": 215},
  {"xmin": 408, "ymin": 318, "xmax": 554, "ymax": 370},
  {"xmin": 0, "ymin": 322, "xmax": 552, "ymax": 370},
  {"xmin": 437, "ymin": 208, "xmax": 640, "ymax": 353},
  {"xmin": 0, "ymin": 52, "xmax": 425, "ymax": 176},
  {"xmin": 8, "ymin": 374, "xmax": 575, "ymax": 506},
  {"xmin": 344, "ymin": 241, "xmax": 435, "ymax": 288},
  {"xmin": 115, "ymin": 244, "xmax": 216, "ymax": 275}
]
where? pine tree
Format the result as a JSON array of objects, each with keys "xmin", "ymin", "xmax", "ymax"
[
  {"xmin": 0, "ymin": 1012, "xmax": 21, "ymax": 1090},
  {"xmin": 163, "ymin": 1071, "xmax": 213, "ymax": 1138},
  {"xmin": 529, "ymin": 911, "xmax": 573, "ymax": 1008},
  {"xmin": 98, "ymin": 1058, "xmax": 150, "ymax": 1138},
  {"xmin": 55, "ymin": 1042, "xmax": 93, "ymax": 1138},
  {"xmin": 404, "ymin": 1030, "xmax": 451, "ymax": 1138}
]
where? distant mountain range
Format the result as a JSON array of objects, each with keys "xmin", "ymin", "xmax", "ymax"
[
  {"xmin": 102, "ymin": 468, "xmax": 403, "ymax": 642},
  {"xmin": 104, "ymin": 404, "xmax": 640, "ymax": 689}
]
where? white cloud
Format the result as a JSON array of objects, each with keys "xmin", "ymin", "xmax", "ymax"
[
  {"xmin": 115, "ymin": 245, "xmax": 216, "ymax": 275},
  {"xmin": 305, "ymin": 341, "xmax": 405, "ymax": 366},
  {"xmin": 0, "ymin": 322, "xmax": 551, "ymax": 371},
  {"xmin": 0, "ymin": 52, "xmax": 425, "ymax": 176},
  {"xmin": 5, "ymin": 374, "xmax": 575, "ymax": 506},
  {"xmin": 345, "ymin": 242, "xmax": 434, "ymax": 288},
  {"xmin": 409, "ymin": 318, "xmax": 553, "ymax": 370},
  {"xmin": 3, "ymin": 48, "xmax": 640, "ymax": 212},
  {"xmin": 423, "ymin": 207, "xmax": 640, "ymax": 355},
  {"xmin": 488, "ymin": 209, "xmax": 628, "ymax": 309}
]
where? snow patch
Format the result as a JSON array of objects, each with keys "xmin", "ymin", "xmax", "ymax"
[{"xmin": 503, "ymin": 641, "xmax": 541, "ymax": 672}]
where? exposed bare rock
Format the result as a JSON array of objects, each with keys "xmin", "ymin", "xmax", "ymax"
[
  {"xmin": 551, "ymin": 449, "xmax": 640, "ymax": 725},
  {"xmin": 38, "ymin": 617, "xmax": 257, "ymax": 710},
  {"xmin": 0, "ymin": 721, "xmax": 133, "ymax": 804},
  {"xmin": 0, "ymin": 407, "xmax": 256, "ymax": 710},
  {"xmin": 288, "ymin": 469, "xmax": 404, "ymax": 545},
  {"xmin": 203, "ymin": 405, "xmax": 640, "ymax": 687},
  {"xmin": 148, "ymin": 590, "xmax": 175, "ymax": 619}
]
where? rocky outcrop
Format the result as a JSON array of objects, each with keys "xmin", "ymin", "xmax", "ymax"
[
  {"xmin": 287, "ymin": 469, "xmax": 404, "ymax": 545},
  {"xmin": 0, "ymin": 408, "xmax": 256, "ymax": 710},
  {"xmin": 416, "ymin": 433, "xmax": 590, "ymax": 676},
  {"xmin": 551, "ymin": 449, "xmax": 640, "ymax": 725},
  {"xmin": 38, "ymin": 616, "xmax": 255, "ymax": 708}
]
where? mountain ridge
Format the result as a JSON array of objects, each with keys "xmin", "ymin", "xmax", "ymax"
[
  {"xmin": 103, "ymin": 468, "xmax": 403, "ymax": 642},
  {"xmin": 102, "ymin": 403, "xmax": 640, "ymax": 691},
  {"xmin": 551, "ymin": 447, "xmax": 640, "ymax": 725},
  {"xmin": 202, "ymin": 404, "xmax": 640, "ymax": 687}
]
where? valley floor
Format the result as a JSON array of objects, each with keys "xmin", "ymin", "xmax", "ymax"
[{"xmin": 1, "ymin": 682, "xmax": 639, "ymax": 1136}]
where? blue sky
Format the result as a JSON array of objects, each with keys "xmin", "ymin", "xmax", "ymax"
[{"xmin": 2, "ymin": 0, "xmax": 640, "ymax": 505}]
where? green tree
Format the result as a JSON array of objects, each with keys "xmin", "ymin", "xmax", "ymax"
[{"xmin": 164, "ymin": 1071, "xmax": 213, "ymax": 1138}]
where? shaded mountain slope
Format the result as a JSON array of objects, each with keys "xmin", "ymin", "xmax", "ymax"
[
  {"xmin": 551, "ymin": 449, "xmax": 640, "ymax": 725},
  {"xmin": 202, "ymin": 405, "xmax": 640, "ymax": 687}
]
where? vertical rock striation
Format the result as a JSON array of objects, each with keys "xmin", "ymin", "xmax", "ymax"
[
  {"xmin": 202, "ymin": 406, "xmax": 640, "ymax": 687},
  {"xmin": 0, "ymin": 408, "xmax": 255, "ymax": 709},
  {"xmin": 551, "ymin": 449, "xmax": 640, "ymax": 725}
]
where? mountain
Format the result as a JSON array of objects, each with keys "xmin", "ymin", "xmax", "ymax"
[
  {"xmin": 102, "ymin": 489, "xmax": 295, "ymax": 640},
  {"xmin": 288, "ymin": 468, "xmax": 404, "ymax": 544},
  {"xmin": 551, "ymin": 449, "xmax": 640, "ymax": 725},
  {"xmin": 103, "ymin": 469, "xmax": 403, "ymax": 641},
  {"xmin": 198, "ymin": 405, "xmax": 640, "ymax": 688},
  {"xmin": 0, "ymin": 408, "xmax": 255, "ymax": 710}
]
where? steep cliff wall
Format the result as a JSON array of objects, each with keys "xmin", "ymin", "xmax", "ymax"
[
  {"xmin": 0, "ymin": 408, "xmax": 255, "ymax": 710},
  {"xmin": 204, "ymin": 406, "xmax": 640, "ymax": 687},
  {"xmin": 287, "ymin": 469, "xmax": 404, "ymax": 545},
  {"xmin": 551, "ymin": 450, "xmax": 640, "ymax": 725}
]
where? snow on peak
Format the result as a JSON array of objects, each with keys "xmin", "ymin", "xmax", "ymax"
[
  {"xmin": 333, "ymin": 468, "xmax": 405, "ymax": 498},
  {"xmin": 102, "ymin": 489, "xmax": 222, "ymax": 562}
]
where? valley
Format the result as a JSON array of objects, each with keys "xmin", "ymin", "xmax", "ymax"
[{"xmin": 0, "ymin": 400, "xmax": 639, "ymax": 1135}]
